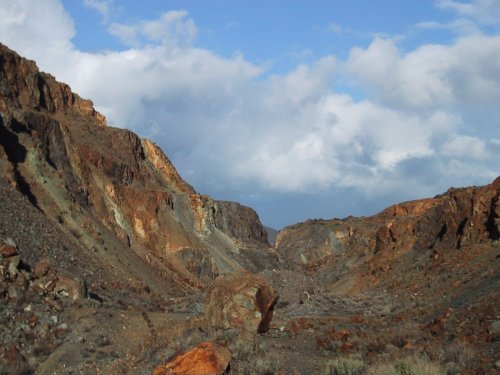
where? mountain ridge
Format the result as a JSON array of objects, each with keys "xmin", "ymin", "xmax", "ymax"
[{"xmin": 1, "ymin": 42, "xmax": 499, "ymax": 374}]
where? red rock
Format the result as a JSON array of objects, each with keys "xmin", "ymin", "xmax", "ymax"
[
  {"xmin": 340, "ymin": 342, "xmax": 354, "ymax": 352},
  {"xmin": 0, "ymin": 243, "xmax": 17, "ymax": 257},
  {"xmin": 205, "ymin": 271, "xmax": 278, "ymax": 334},
  {"xmin": 331, "ymin": 329, "xmax": 351, "ymax": 341},
  {"xmin": 0, "ymin": 345, "xmax": 29, "ymax": 375},
  {"xmin": 153, "ymin": 342, "xmax": 230, "ymax": 375},
  {"xmin": 350, "ymin": 316, "xmax": 365, "ymax": 324},
  {"xmin": 286, "ymin": 317, "xmax": 315, "ymax": 335}
]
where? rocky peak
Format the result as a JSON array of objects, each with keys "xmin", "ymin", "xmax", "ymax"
[{"xmin": 0, "ymin": 43, "xmax": 105, "ymax": 126}]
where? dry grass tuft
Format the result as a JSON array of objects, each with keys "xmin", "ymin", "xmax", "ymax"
[
  {"xmin": 365, "ymin": 355, "xmax": 446, "ymax": 375},
  {"xmin": 324, "ymin": 354, "xmax": 364, "ymax": 375}
]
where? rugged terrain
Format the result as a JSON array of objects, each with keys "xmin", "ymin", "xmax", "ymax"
[{"xmin": 0, "ymin": 43, "xmax": 499, "ymax": 374}]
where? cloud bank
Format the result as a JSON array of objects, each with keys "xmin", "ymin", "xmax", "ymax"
[{"xmin": 0, "ymin": 0, "xmax": 499, "ymax": 227}]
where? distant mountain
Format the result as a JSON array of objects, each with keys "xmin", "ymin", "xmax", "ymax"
[{"xmin": 263, "ymin": 225, "xmax": 279, "ymax": 246}]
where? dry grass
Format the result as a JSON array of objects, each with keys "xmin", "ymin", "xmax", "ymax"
[
  {"xmin": 443, "ymin": 340, "xmax": 476, "ymax": 368},
  {"xmin": 365, "ymin": 355, "xmax": 446, "ymax": 375},
  {"xmin": 228, "ymin": 349, "xmax": 281, "ymax": 375},
  {"xmin": 324, "ymin": 354, "xmax": 365, "ymax": 375}
]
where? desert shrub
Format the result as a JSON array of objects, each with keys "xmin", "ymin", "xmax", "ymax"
[
  {"xmin": 252, "ymin": 354, "xmax": 279, "ymax": 375},
  {"xmin": 229, "ymin": 349, "xmax": 281, "ymax": 375},
  {"xmin": 324, "ymin": 354, "xmax": 364, "ymax": 375},
  {"xmin": 443, "ymin": 340, "xmax": 475, "ymax": 368},
  {"xmin": 366, "ymin": 355, "xmax": 445, "ymax": 375},
  {"xmin": 228, "ymin": 337, "xmax": 256, "ymax": 361}
]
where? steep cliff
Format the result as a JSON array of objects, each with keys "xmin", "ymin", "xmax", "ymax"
[{"xmin": 0, "ymin": 43, "xmax": 276, "ymax": 295}]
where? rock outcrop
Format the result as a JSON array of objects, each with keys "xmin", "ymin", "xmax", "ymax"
[
  {"xmin": 30, "ymin": 257, "xmax": 87, "ymax": 301},
  {"xmin": 0, "ymin": 43, "xmax": 277, "ymax": 294},
  {"xmin": 153, "ymin": 342, "xmax": 231, "ymax": 375},
  {"xmin": 0, "ymin": 43, "xmax": 105, "ymax": 125},
  {"xmin": 275, "ymin": 177, "xmax": 500, "ymax": 291},
  {"xmin": 1, "ymin": 239, "xmax": 87, "ymax": 303},
  {"xmin": 205, "ymin": 272, "xmax": 278, "ymax": 334}
]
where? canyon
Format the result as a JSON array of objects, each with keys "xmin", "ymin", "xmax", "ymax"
[{"xmin": 0, "ymin": 43, "xmax": 499, "ymax": 374}]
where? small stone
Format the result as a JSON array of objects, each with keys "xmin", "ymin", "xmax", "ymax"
[
  {"xmin": 489, "ymin": 320, "xmax": 500, "ymax": 335},
  {"xmin": 0, "ymin": 243, "xmax": 17, "ymax": 258},
  {"xmin": 7, "ymin": 284, "xmax": 24, "ymax": 301},
  {"xmin": 7, "ymin": 255, "xmax": 21, "ymax": 279}
]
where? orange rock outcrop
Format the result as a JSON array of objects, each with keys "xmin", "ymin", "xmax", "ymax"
[{"xmin": 153, "ymin": 342, "xmax": 231, "ymax": 375}]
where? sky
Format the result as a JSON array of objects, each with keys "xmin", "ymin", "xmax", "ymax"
[{"xmin": 0, "ymin": 0, "xmax": 499, "ymax": 229}]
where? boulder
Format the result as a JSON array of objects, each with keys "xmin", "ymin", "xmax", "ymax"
[
  {"xmin": 54, "ymin": 270, "xmax": 87, "ymax": 301},
  {"xmin": 153, "ymin": 341, "xmax": 230, "ymax": 375},
  {"xmin": 204, "ymin": 272, "xmax": 278, "ymax": 334},
  {"xmin": 30, "ymin": 258, "xmax": 87, "ymax": 301}
]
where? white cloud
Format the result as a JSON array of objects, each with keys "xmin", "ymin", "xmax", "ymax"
[
  {"xmin": 0, "ymin": 0, "xmax": 498, "ymax": 223},
  {"xmin": 415, "ymin": 18, "xmax": 482, "ymax": 35},
  {"xmin": 347, "ymin": 35, "xmax": 500, "ymax": 111},
  {"xmin": 436, "ymin": 0, "xmax": 500, "ymax": 25},
  {"xmin": 328, "ymin": 23, "xmax": 344, "ymax": 34},
  {"xmin": 0, "ymin": 0, "xmax": 74, "ymax": 61},
  {"xmin": 442, "ymin": 135, "xmax": 488, "ymax": 159},
  {"xmin": 84, "ymin": 0, "xmax": 113, "ymax": 22},
  {"xmin": 109, "ymin": 10, "xmax": 197, "ymax": 48}
]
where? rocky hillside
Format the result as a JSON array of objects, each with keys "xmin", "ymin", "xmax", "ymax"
[
  {"xmin": 275, "ymin": 178, "xmax": 500, "ymax": 291},
  {"xmin": 270, "ymin": 178, "xmax": 499, "ymax": 373},
  {"xmin": 0, "ymin": 43, "xmax": 277, "ymax": 295},
  {"xmin": 0, "ymin": 43, "xmax": 499, "ymax": 374}
]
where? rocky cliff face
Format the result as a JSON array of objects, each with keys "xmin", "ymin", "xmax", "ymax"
[
  {"xmin": 276, "ymin": 177, "xmax": 499, "ymax": 292},
  {"xmin": 0, "ymin": 43, "xmax": 276, "ymax": 295}
]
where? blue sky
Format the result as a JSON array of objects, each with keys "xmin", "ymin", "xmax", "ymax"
[
  {"xmin": 64, "ymin": 1, "xmax": 459, "ymax": 67},
  {"xmin": 1, "ymin": 0, "xmax": 499, "ymax": 228}
]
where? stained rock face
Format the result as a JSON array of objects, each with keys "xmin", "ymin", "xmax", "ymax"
[
  {"xmin": 0, "ymin": 42, "xmax": 276, "ymax": 294},
  {"xmin": 275, "ymin": 177, "xmax": 500, "ymax": 290},
  {"xmin": 0, "ymin": 43, "xmax": 105, "ymax": 125},
  {"xmin": 152, "ymin": 341, "xmax": 231, "ymax": 375},
  {"xmin": 204, "ymin": 272, "xmax": 278, "ymax": 334}
]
